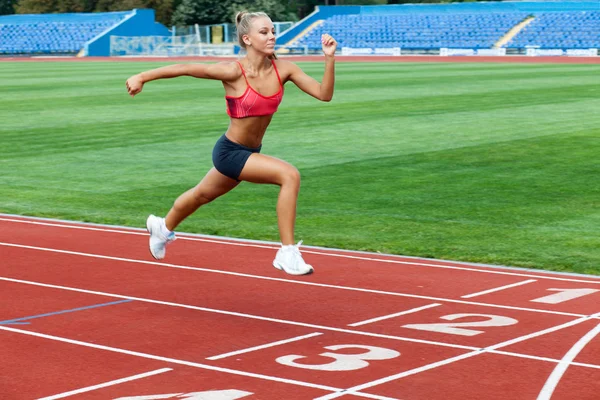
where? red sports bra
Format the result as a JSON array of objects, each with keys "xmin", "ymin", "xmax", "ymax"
[{"xmin": 226, "ymin": 60, "xmax": 284, "ymax": 119}]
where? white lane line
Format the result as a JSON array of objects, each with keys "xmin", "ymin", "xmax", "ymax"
[
  {"xmin": 537, "ymin": 322, "xmax": 600, "ymax": 400},
  {"xmin": 0, "ymin": 327, "xmax": 398, "ymax": 400},
  {"xmin": 348, "ymin": 304, "xmax": 442, "ymax": 327},
  {"xmin": 0, "ymin": 242, "xmax": 588, "ymax": 319},
  {"xmin": 461, "ymin": 279, "xmax": 538, "ymax": 299},
  {"xmin": 3, "ymin": 216, "xmax": 600, "ymax": 285},
  {"xmin": 486, "ymin": 313, "xmax": 600, "ymax": 351},
  {"xmin": 206, "ymin": 333, "xmax": 323, "ymax": 360},
  {"xmin": 3, "ymin": 275, "xmax": 600, "ymax": 372},
  {"xmin": 313, "ymin": 351, "xmax": 478, "ymax": 400},
  {"xmin": 531, "ymin": 288, "xmax": 600, "ymax": 305},
  {"xmin": 492, "ymin": 349, "xmax": 600, "ymax": 370},
  {"xmin": 0, "ymin": 325, "xmax": 339, "ymax": 392},
  {"xmin": 315, "ymin": 312, "xmax": 600, "ymax": 400},
  {"xmin": 36, "ymin": 368, "xmax": 173, "ymax": 399},
  {"xmin": 0, "ymin": 217, "xmax": 148, "ymax": 237},
  {"xmin": 0, "ymin": 276, "xmax": 479, "ymax": 351}
]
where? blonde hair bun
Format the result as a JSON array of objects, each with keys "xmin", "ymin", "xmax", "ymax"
[{"xmin": 235, "ymin": 11, "xmax": 247, "ymax": 25}]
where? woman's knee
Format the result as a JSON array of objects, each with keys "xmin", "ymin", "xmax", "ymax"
[
  {"xmin": 191, "ymin": 187, "xmax": 218, "ymax": 204},
  {"xmin": 281, "ymin": 166, "xmax": 301, "ymax": 188},
  {"xmin": 172, "ymin": 187, "xmax": 214, "ymax": 210}
]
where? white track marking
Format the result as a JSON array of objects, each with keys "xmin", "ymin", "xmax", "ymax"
[
  {"xmin": 276, "ymin": 345, "xmax": 400, "ymax": 372},
  {"xmin": 491, "ymin": 349, "xmax": 600, "ymax": 370},
  {"xmin": 0, "ymin": 325, "xmax": 338, "ymax": 392},
  {"xmin": 531, "ymin": 288, "xmax": 600, "ymax": 304},
  {"xmin": 0, "ymin": 242, "xmax": 588, "ymax": 319},
  {"xmin": 315, "ymin": 312, "xmax": 600, "ymax": 399},
  {"xmin": 0, "ymin": 327, "xmax": 398, "ymax": 400},
  {"xmin": 485, "ymin": 312, "xmax": 600, "ymax": 350},
  {"xmin": 0, "ymin": 276, "xmax": 478, "ymax": 351},
  {"xmin": 0, "ymin": 217, "xmax": 278, "ymax": 251},
  {"xmin": 206, "ymin": 333, "xmax": 323, "ymax": 360},
  {"xmin": 461, "ymin": 279, "xmax": 538, "ymax": 298},
  {"xmin": 0, "ymin": 217, "xmax": 147, "ymax": 237},
  {"xmin": 1, "ymin": 275, "xmax": 599, "ymax": 371},
  {"xmin": 37, "ymin": 368, "xmax": 172, "ymax": 399},
  {"xmin": 348, "ymin": 304, "xmax": 441, "ymax": 327},
  {"xmin": 402, "ymin": 314, "xmax": 518, "ymax": 337},
  {"xmin": 537, "ymin": 322, "xmax": 600, "ymax": 400},
  {"xmin": 113, "ymin": 391, "xmax": 252, "ymax": 400},
  {"xmin": 313, "ymin": 351, "xmax": 479, "ymax": 400},
  {"xmin": 3, "ymin": 216, "xmax": 600, "ymax": 284},
  {"xmin": 4, "ymin": 215, "xmax": 599, "ymax": 399}
]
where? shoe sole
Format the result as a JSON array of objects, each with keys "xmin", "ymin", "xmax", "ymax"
[{"xmin": 272, "ymin": 261, "xmax": 314, "ymax": 276}]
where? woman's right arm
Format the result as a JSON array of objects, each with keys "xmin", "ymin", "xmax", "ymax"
[{"xmin": 126, "ymin": 62, "xmax": 239, "ymax": 97}]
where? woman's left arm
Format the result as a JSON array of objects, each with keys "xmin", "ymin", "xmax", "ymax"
[{"xmin": 287, "ymin": 34, "xmax": 337, "ymax": 102}]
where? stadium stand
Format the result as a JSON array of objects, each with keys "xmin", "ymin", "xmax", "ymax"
[
  {"xmin": 0, "ymin": 9, "xmax": 169, "ymax": 56},
  {"xmin": 0, "ymin": 12, "xmax": 128, "ymax": 54},
  {"xmin": 507, "ymin": 11, "xmax": 600, "ymax": 49},
  {"xmin": 277, "ymin": 2, "xmax": 600, "ymax": 55},
  {"xmin": 294, "ymin": 13, "xmax": 531, "ymax": 50},
  {"xmin": 0, "ymin": 2, "xmax": 597, "ymax": 57}
]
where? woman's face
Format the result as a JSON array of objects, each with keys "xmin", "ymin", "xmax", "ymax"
[{"xmin": 245, "ymin": 16, "xmax": 276, "ymax": 55}]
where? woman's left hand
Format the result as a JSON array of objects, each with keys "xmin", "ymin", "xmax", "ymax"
[{"xmin": 321, "ymin": 34, "xmax": 337, "ymax": 57}]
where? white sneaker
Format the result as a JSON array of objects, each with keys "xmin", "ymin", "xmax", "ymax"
[
  {"xmin": 146, "ymin": 214, "xmax": 176, "ymax": 260},
  {"xmin": 273, "ymin": 241, "xmax": 314, "ymax": 275}
]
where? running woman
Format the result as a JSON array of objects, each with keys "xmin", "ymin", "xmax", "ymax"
[{"xmin": 125, "ymin": 11, "xmax": 337, "ymax": 275}]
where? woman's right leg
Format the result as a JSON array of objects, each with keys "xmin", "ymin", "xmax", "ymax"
[
  {"xmin": 147, "ymin": 168, "xmax": 239, "ymax": 260},
  {"xmin": 165, "ymin": 167, "xmax": 240, "ymax": 231}
]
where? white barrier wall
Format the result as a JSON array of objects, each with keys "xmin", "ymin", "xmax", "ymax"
[{"xmin": 340, "ymin": 47, "xmax": 597, "ymax": 57}]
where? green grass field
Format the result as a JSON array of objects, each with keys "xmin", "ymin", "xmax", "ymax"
[{"xmin": 1, "ymin": 60, "xmax": 599, "ymax": 275}]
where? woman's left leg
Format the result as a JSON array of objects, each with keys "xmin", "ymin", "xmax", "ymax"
[
  {"xmin": 238, "ymin": 153, "xmax": 313, "ymax": 275},
  {"xmin": 238, "ymin": 153, "xmax": 301, "ymax": 245}
]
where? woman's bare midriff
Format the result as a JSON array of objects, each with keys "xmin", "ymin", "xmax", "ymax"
[{"xmin": 225, "ymin": 114, "xmax": 274, "ymax": 148}]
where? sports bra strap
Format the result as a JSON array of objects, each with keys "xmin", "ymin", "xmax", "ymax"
[
  {"xmin": 271, "ymin": 59, "xmax": 283, "ymax": 86},
  {"xmin": 236, "ymin": 61, "xmax": 249, "ymax": 84},
  {"xmin": 237, "ymin": 60, "xmax": 282, "ymax": 87}
]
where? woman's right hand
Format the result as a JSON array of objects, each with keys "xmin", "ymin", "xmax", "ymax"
[{"xmin": 126, "ymin": 74, "xmax": 144, "ymax": 97}]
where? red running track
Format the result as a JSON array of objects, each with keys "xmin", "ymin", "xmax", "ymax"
[{"xmin": 1, "ymin": 214, "xmax": 599, "ymax": 399}]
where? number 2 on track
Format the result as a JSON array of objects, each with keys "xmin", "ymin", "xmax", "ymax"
[{"xmin": 402, "ymin": 314, "xmax": 518, "ymax": 336}]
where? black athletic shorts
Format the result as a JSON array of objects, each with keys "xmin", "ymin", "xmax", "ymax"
[{"xmin": 212, "ymin": 134, "xmax": 262, "ymax": 181}]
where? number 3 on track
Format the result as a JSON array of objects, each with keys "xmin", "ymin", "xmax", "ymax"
[
  {"xmin": 114, "ymin": 390, "xmax": 252, "ymax": 399},
  {"xmin": 276, "ymin": 344, "xmax": 400, "ymax": 371}
]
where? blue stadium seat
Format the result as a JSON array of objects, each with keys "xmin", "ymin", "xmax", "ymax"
[
  {"xmin": 0, "ymin": 12, "xmax": 130, "ymax": 54},
  {"xmin": 507, "ymin": 11, "xmax": 600, "ymax": 49},
  {"xmin": 295, "ymin": 13, "xmax": 530, "ymax": 50}
]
